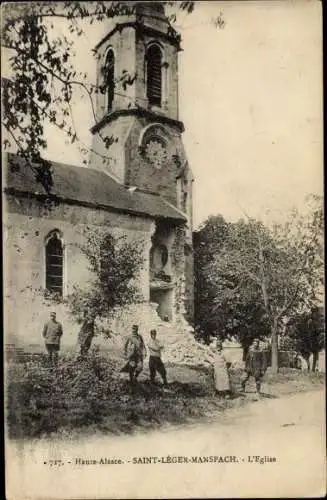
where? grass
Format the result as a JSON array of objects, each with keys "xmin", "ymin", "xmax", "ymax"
[
  {"xmin": 263, "ymin": 367, "xmax": 325, "ymax": 395},
  {"xmin": 5, "ymin": 348, "xmax": 324, "ymax": 440}
]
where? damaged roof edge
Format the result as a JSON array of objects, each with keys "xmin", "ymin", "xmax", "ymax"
[
  {"xmin": 3, "ymin": 153, "xmax": 187, "ymax": 224},
  {"xmin": 4, "ymin": 187, "xmax": 186, "ymax": 224}
]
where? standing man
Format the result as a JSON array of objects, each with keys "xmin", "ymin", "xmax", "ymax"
[
  {"xmin": 42, "ymin": 311, "xmax": 63, "ymax": 365},
  {"xmin": 77, "ymin": 310, "xmax": 95, "ymax": 358},
  {"xmin": 148, "ymin": 329, "xmax": 168, "ymax": 386},
  {"xmin": 241, "ymin": 338, "xmax": 267, "ymax": 394},
  {"xmin": 122, "ymin": 325, "xmax": 146, "ymax": 385}
]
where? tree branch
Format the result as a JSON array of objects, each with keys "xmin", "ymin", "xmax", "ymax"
[
  {"xmin": 3, "ymin": 122, "xmax": 44, "ymax": 177},
  {"xmin": 1, "ymin": 1, "xmax": 133, "ymax": 25}
]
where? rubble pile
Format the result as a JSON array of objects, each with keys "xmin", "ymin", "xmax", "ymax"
[
  {"xmin": 96, "ymin": 303, "xmax": 215, "ymax": 367},
  {"xmin": 159, "ymin": 321, "xmax": 214, "ymax": 367}
]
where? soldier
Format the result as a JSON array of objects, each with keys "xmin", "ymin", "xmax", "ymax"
[
  {"xmin": 42, "ymin": 311, "xmax": 63, "ymax": 365},
  {"xmin": 241, "ymin": 338, "xmax": 267, "ymax": 394},
  {"xmin": 121, "ymin": 325, "xmax": 146, "ymax": 385}
]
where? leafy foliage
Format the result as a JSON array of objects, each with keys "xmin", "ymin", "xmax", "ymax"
[
  {"xmin": 67, "ymin": 227, "xmax": 145, "ymax": 322},
  {"xmin": 2, "ymin": 1, "xmax": 221, "ymax": 191},
  {"xmin": 7, "ymin": 350, "xmax": 324, "ymax": 439},
  {"xmin": 5, "ymin": 349, "xmax": 214, "ymax": 439},
  {"xmin": 194, "ymin": 215, "xmax": 270, "ymax": 350},
  {"xmin": 6, "ymin": 349, "xmax": 127, "ymax": 438},
  {"xmin": 194, "ymin": 196, "xmax": 324, "ymax": 371},
  {"xmin": 287, "ymin": 307, "xmax": 325, "ymax": 365},
  {"xmin": 2, "ymin": 16, "xmax": 55, "ymax": 191}
]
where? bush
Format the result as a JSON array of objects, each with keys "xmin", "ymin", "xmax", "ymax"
[
  {"xmin": 6, "ymin": 349, "xmax": 218, "ymax": 439},
  {"xmin": 6, "ymin": 350, "xmax": 324, "ymax": 439},
  {"xmin": 7, "ymin": 349, "xmax": 244, "ymax": 438},
  {"xmin": 6, "ymin": 348, "xmax": 125, "ymax": 438},
  {"xmin": 67, "ymin": 230, "xmax": 145, "ymax": 323}
]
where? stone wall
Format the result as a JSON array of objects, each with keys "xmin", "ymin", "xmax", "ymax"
[
  {"xmin": 184, "ymin": 249, "xmax": 194, "ymax": 322},
  {"xmin": 4, "ymin": 193, "xmax": 193, "ymax": 350},
  {"xmin": 125, "ymin": 118, "xmax": 183, "ymax": 206},
  {"xmin": 94, "ymin": 14, "xmax": 179, "ymax": 122},
  {"xmin": 134, "ymin": 30, "xmax": 179, "ymax": 120},
  {"xmin": 94, "ymin": 26, "xmax": 137, "ymax": 119},
  {"xmin": 4, "ymin": 194, "xmax": 153, "ymax": 348},
  {"xmin": 90, "ymin": 115, "xmax": 134, "ymax": 183}
]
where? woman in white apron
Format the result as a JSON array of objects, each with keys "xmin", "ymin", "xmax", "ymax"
[{"xmin": 210, "ymin": 338, "xmax": 232, "ymax": 398}]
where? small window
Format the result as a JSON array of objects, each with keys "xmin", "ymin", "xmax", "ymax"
[
  {"xmin": 146, "ymin": 44, "xmax": 162, "ymax": 107},
  {"xmin": 105, "ymin": 49, "xmax": 115, "ymax": 112},
  {"xmin": 45, "ymin": 231, "xmax": 63, "ymax": 296}
]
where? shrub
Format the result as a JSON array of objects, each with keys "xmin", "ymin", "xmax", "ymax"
[
  {"xmin": 68, "ymin": 229, "xmax": 145, "ymax": 323},
  {"xmin": 6, "ymin": 350, "xmax": 323, "ymax": 440},
  {"xmin": 6, "ymin": 350, "xmax": 217, "ymax": 439},
  {"xmin": 6, "ymin": 348, "xmax": 124, "ymax": 438}
]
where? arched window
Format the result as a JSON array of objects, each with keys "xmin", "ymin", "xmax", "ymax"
[
  {"xmin": 146, "ymin": 44, "xmax": 162, "ymax": 107},
  {"xmin": 105, "ymin": 49, "xmax": 115, "ymax": 112},
  {"xmin": 45, "ymin": 231, "xmax": 63, "ymax": 296}
]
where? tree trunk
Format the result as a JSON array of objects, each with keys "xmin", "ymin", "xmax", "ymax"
[
  {"xmin": 312, "ymin": 351, "xmax": 319, "ymax": 372},
  {"xmin": 271, "ymin": 324, "xmax": 279, "ymax": 374}
]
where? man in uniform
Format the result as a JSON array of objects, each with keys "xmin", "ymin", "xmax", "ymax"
[
  {"xmin": 241, "ymin": 338, "xmax": 267, "ymax": 394},
  {"xmin": 42, "ymin": 311, "xmax": 63, "ymax": 365},
  {"xmin": 121, "ymin": 325, "xmax": 146, "ymax": 385}
]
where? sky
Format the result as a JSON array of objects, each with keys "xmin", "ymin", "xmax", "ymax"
[
  {"xmin": 3, "ymin": 1, "xmax": 323, "ymax": 228},
  {"xmin": 178, "ymin": 1, "xmax": 323, "ymax": 227}
]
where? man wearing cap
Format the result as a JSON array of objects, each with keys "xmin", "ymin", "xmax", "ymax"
[
  {"xmin": 121, "ymin": 325, "xmax": 146, "ymax": 384},
  {"xmin": 42, "ymin": 311, "xmax": 63, "ymax": 365},
  {"xmin": 241, "ymin": 338, "xmax": 267, "ymax": 394}
]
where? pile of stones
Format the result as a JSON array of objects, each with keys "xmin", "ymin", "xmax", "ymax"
[{"xmin": 159, "ymin": 321, "xmax": 215, "ymax": 367}]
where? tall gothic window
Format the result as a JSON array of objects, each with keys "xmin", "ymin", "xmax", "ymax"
[
  {"xmin": 105, "ymin": 49, "xmax": 115, "ymax": 112},
  {"xmin": 45, "ymin": 231, "xmax": 63, "ymax": 296},
  {"xmin": 146, "ymin": 44, "xmax": 162, "ymax": 107}
]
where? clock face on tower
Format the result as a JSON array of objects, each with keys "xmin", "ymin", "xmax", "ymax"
[{"xmin": 145, "ymin": 139, "xmax": 167, "ymax": 169}]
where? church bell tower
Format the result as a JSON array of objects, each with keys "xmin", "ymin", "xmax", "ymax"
[
  {"xmin": 90, "ymin": 2, "xmax": 194, "ymax": 320},
  {"xmin": 90, "ymin": 2, "xmax": 193, "ymax": 216}
]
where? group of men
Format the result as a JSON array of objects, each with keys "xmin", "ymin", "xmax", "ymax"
[
  {"xmin": 41, "ymin": 313, "xmax": 168, "ymax": 386},
  {"xmin": 121, "ymin": 324, "xmax": 168, "ymax": 386},
  {"xmin": 42, "ymin": 312, "xmax": 267, "ymax": 393}
]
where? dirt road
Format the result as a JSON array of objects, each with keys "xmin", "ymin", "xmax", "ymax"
[{"xmin": 6, "ymin": 389, "xmax": 326, "ymax": 499}]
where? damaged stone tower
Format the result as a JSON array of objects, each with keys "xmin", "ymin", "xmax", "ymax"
[{"xmin": 90, "ymin": 1, "xmax": 194, "ymax": 323}]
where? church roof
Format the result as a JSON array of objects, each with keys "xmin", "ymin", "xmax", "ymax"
[{"xmin": 3, "ymin": 154, "xmax": 187, "ymax": 223}]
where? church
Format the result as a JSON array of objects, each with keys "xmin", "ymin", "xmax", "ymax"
[{"xmin": 3, "ymin": 2, "xmax": 196, "ymax": 353}]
